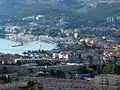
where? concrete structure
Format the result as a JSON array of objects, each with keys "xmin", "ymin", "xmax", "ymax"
[
  {"xmin": 17, "ymin": 75, "xmax": 120, "ymax": 90},
  {"xmin": 15, "ymin": 58, "xmax": 41, "ymax": 64},
  {"xmin": 1, "ymin": 74, "xmax": 120, "ymax": 90},
  {"xmin": 52, "ymin": 52, "xmax": 69, "ymax": 61},
  {"xmin": 3, "ymin": 81, "xmax": 27, "ymax": 89},
  {"xmin": 43, "ymin": 75, "xmax": 120, "ymax": 90},
  {"xmin": 43, "ymin": 78, "xmax": 93, "ymax": 90},
  {"xmin": 74, "ymin": 33, "xmax": 78, "ymax": 39},
  {"xmin": 95, "ymin": 75, "xmax": 120, "ymax": 88},
  {"xmin": 15, "ymin": 58, "xmax": 58, "ymax": 65}
]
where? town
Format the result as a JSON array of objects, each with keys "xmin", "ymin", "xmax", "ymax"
[{"xmin": 0, "ymin": 0, "xmax": 120, "ymax": 90}]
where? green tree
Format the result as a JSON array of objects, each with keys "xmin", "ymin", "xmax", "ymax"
[
  {"xmin": 16, "ymin": 61, "xmax": 22, "ymax": 66},
  {"xmin": 89, "ymin": 65, "xmax": 97, "ymax": 72},
  {"xmin": 103, "ymin": 64, "xmax": 112, "ymax": 74},
  {"xmin": 29, "ymin": 85, "xmax": 38, "ymax": 90},
  {"xmin": 28, "ymin": 69, "xmax": 34, "ymax": 74},
  {"xmin": 0, "ymin": 67, "xmax": 8, "ymax": 74},
  {"xmin": 56, "ymin": 70, "xmax": 65, "ymax": 78},
  {"xmin": 27, "ymin": 81, "xmax": 35, "ymax": 88},
  {"xmin": 77, "ymin": 66, "xmax": 88, "ymax": 74},
  {"xmin": 111, "ymin": 64, "xmax": 117, "ymax": 74},
  {"xmin": 49, "ymin": 70, "xmax": 56, "ymax": 77},
  {"xmin": 87, "ymin": 55, "xmax": 93, "ymax": 65}
]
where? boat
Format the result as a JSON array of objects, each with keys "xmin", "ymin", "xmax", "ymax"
[{"xmin": 12, "ymin": 41, "xmax": 23, "ymax": 47}]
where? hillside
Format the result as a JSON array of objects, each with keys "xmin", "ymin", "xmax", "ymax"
[{"xmin": 0, "ymin": 0, "xmax": 120, "ymax": 27}]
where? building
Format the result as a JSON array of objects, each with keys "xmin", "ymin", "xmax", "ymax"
[
  {"xmin": 43, "ymin": 75, "xmax": 120, "ymax": 90},
  {"xmin": 95, "ymin": 75, "xmax": 120, "ymax": 85},
  {"xmin": 74, "ymin": 33, "xmax": 78, "ymax": 39},
  {"xmin": 52, "ymin": 52, "xmax": 69, "ymax": 61},
  {"xmin": 44, "ymin": 78, "xmax": 92, "ymax": 90},
  {"xmin": 15, "ymin": 58, "xmax": 56, "ymax": 65},
  {"xmin": 103, "ymin": 44, "xmax": 120, "ymax": 61},
  {"xmin": 15, "ymin": 58, "xmax": 40, "ymax": 65}
]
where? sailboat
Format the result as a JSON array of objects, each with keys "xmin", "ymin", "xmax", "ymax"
[
  {"xmin": 12, "ymin": 35, "xmax": 24, "ymax": 47},
  {"xmin": 12, "ymin": 41, "xmax": 23, "ymax": 47}
]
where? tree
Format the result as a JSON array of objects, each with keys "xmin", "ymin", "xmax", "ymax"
[
  {"xmin": 27, "ymin": 81, "xmax": 35, "ymax": 88},
  {"xmin": 116, "ymin": 65, "xmax": 120, "ymax": 74},
  {"xmin": 87, "ymin": 55, "xmax": 93, "ymax": 65},
  {"xmin": 98, "ymin": 64, "xmax": 105, "ymax": 74},
  {"xmin": 16, "ymin": 61, "xmax": 22, "ymax": 66},
  {"xmin": 78, "ymin": 54, "xmax": 83, "ymax": 61},
  {"xmin": 49, "ymin": 70, "xmax": 56, "ymax": 77},
  {"xmin": 29, "ymin": 85, "xmax": 39, "ymax": 90},
  {"xmin": 103, "ymin": 64, "xmax": 112, "ymax": 74},
  {"xmin": 7, "ymin": 75, "xmax": 11, "ymax": 82},
  {"xmin": 111, "ymin": 64, "xmax": 117, "ymax": 74},
  {"xmin": 89, "ymin": 65, "xmax": 97, "ymax": 72},
  {"xmin": 77, "ymin": 66, "xmax": 88, "ymax": 74},
  {"xmin": 56, "ymin": 70, "xmax": 65, "ymax": 78},
  {"xmin": 113, "ymin": 56, "xmax": 117, "ymax": 64},
  {"xmin": 0, "ymin": 67, "xmax": 8, "ymax": 74},
  {"xmin": 28, "ymin": 69, "xmax": 34, "ymax": 74}
]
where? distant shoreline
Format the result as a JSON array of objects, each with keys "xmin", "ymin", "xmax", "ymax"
[{"xmin": 0, "ymin": 38, "xmax": 57, "ymax": 54}]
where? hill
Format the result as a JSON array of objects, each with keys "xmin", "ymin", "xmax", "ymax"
[{"xmin": 0, "ymin": 0, "xmax": 120, "ymax": 27}]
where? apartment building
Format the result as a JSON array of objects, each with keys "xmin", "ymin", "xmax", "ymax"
[{"xmin": 43, "ymin": 75, "xmax": 120, "ymax": 90}]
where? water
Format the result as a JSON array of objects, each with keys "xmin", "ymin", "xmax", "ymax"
[{"xmin": 0, "ymin": 38, "xmax": 57, "ymax": 54}]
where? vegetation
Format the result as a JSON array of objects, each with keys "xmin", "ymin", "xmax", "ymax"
[
  {"xmin": 2, "ymin": 1, "xmax": 120, "ymax": 28},
  {"xmin": 18, "ymin": 81, "xmax": 43, "ymax": 90},
  {"xmin": 89, "ymin": 63, "xmax": 118, "ymax": 74},
  {"xmin": 49, "ymin": 70, "xmax": 66, "ymax": 78}
]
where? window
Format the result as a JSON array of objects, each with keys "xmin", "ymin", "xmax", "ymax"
[
  {"xmin": 48, "ymin": 87, "xmax": 54, "ymax": 90},
  {"xmin": 74, "ymin": 87, "xmax": 78, "ymax": 90},
  {"xmin": 91, "ymin": 87, "xmax": 94, "ymax": 90},
  {"xmin": 64, "ymin": 88, "xmax": 69, "ymax": 90}
]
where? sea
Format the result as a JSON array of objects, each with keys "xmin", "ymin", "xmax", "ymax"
[{"xmin": 0, "ymin": 38, "xmax": 57, "ymax": 54}]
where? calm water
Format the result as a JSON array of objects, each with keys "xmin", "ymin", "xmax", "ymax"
[{"xmin": 0, "ymin": 38, "xmax": 57, "ymax": 54}]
